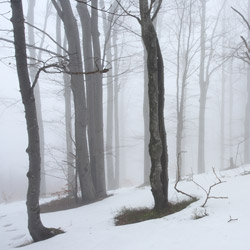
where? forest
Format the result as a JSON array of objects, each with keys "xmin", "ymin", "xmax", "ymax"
[{"xmin": 0, "ymin": 0, "xmax": 250, "ymax": 248}]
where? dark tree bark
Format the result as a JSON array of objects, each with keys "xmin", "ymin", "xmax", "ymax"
[
  {"xmin": 27, "ymin": 0, "xmax": 46, "ymax": 197},
  {"xmin": 139, "ymin": 0, "xmax": 168, "ymax": 210},
  {"xmin": 10, "ymin": 0, "xmax": 62, "ymax": 241}
]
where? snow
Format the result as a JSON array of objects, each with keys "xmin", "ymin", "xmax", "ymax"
[{"xmin": 1, "ymin": 167, "xmax": 250, "ymax": 250}]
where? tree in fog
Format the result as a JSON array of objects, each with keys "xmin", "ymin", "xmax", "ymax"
[
  {"xmin": 139, "ymin": 0, "xmax": 169, "ymax": 210},
  {"xmin": 10, "ymin": 0, "xmax": 62, "ymax": 241},
  {"xmin": 26, "ymin": 0, "xmax": 47, "ymax": 196},
  {"xmin": 172, "ymin": 0, "xmax": 200, "ymax": 177},
  {"xmin": 77, "ymin": 0, "xmax": 106, "ymax": 196},
  {"xmin": 197, "ymin": 0, "xmax": 226, "ymax": 173},
  {"xmin": 52, "ymin": 0, "xmax": 96, "ymax": 201}
]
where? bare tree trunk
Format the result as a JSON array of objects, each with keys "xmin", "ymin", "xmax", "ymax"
[
  {"xmin": 101, "ymin": 1, "xmax": 116, "ymax": 190},
  {"xmin": 26, "ymin": 0, "xmax": 46, "ymax": 197},
  {"xmin": 220, "ymin": 8, "xmax": 226, "ymax": 170},
  {"xmin": 91, "ymin": 0, "xmax": 106, "ymax": 196},
  {"xmin": 198, "ymin": 0, "xmax": 206, "ymax": 174},
  {"xmin": 139, "ymin": 0, "xmax": 168, "ymax": 210},
  {"xmin": 11, "ymin": 0, "xmax": 60, "ymax": 241},
  {"xmin": 143, "ymin": 45, "xmax": 150, "ymax": 185},
  {"xmin": 53, "ymin": 0, "xmax": 96, "ymax": 201},
  {"xmin": 55, "ymin": 8, "xmax": 75, "ymax": 196},
  {"xmin": 113, "ymin": 22, "xmax": 120, "ymax": 189},
  {"xmin": 244, "ymin": 0, "xmax": 250, "ymax": 164}
]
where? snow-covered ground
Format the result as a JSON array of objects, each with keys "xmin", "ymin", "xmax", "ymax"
[{"xmin": 0, "ymin": 166, "xmax": 250, "ymax": 250}]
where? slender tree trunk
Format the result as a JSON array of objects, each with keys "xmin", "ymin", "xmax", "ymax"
[
  {"xmin": 101, "ymin": 3, "xmax": 116, "ymax": 190},
  {"xmin": 198, "ymin": 0, "xmax": 206, "ymax": 174},
  {"xmin": 244, "ymin": 0, "xmax": 250, "ymax": 164},
  {"xmin": 139, "ymin": 0, "xmax": 168, "ymax": 210},
  {"xmin": 113, "ymin": 23, "xmax": 120, "ymax": 188},
  {"xmin": 54, "ymin": 0, "xmax": 96, "ymax": 201},
  {"xmin": 11, "ymin": 0, "xmax": 60, "ymax": 241},
  {"xmin": 91, "ymin": 0, "xmax": 106, "ymax": 196},
  {"xmin": 55, "ymin": 10, "xmax": 75, "ymax": 196},
  {"xmin": 26, "ymin": 0, "xmax": 46, "ymax": 197},
  {"xmin": 143, "ymin": 46, "xmax": 150, "ymax": 185}
]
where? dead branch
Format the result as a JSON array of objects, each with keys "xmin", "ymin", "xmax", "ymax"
[
  {"xmin": 232, "ymin": 7, "xmax": 250, "ymax": 31},
  {"xmin": 174, "ymin": 152, "xmax": 196, "ymax": 200},
  {"xmin": 192, "ymin": 168, "xmax": 228, "ymax": 207},
  {"xmin": 228, "ymin": 216, "xmax": 238, "ymax": 223}
]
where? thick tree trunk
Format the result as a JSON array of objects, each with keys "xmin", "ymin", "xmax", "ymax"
[
  {"xmin": 27, "ymin": 0, "xmax": 46, "ymax": 197},
  {"xmin": 11, "ymin": 0, "xmax": 59, "ymax": 241},
  {"xmin": 139, "ymin": 0, "xmax": 168, "ymax": 210},
  {"xmin": 56, "ymin": 0, "xmax": 96, "ymax": 201}
]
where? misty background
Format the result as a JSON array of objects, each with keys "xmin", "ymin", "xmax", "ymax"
[{"xmin": 0, "ymin": 0, "xmax": 248, "ymax": 202}]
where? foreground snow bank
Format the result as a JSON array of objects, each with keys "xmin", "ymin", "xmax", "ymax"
[{"xmin": 0, "ymin": 166, "xmax": 250, "ymax": 250}]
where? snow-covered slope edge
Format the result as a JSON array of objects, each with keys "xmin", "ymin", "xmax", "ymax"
[{"xmin": 0, "ymin": 166, "xmax": 249, "ymax": 250}]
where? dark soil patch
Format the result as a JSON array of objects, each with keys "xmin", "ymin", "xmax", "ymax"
[
  {"xmin": 114, "ymin": 198, "xmax": 197, "ymax": 226},
  {"xmin": 40, "ymin": 195, "xmax": 110, "ymax": 213}
]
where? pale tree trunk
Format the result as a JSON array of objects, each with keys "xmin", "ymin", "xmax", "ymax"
[
  {"xmin": 113, "ymin": 22, "xmax": 120, "ymax": 188},
  {"xmin": 220, "ymin": 7, "xmax": 226, "ymax": 170},
  {"xmin": 55, "ymin": 9, "xmax": 75, "ymax": 196},
  {"xmin": 244, "ymin": 0, "xmax": 250, "ymax": 164},
  {"xmin": 27, "ymin": 0, "xmax": 46, "ymax": 197},
  {"xmin": 101, "ymin": 0, "xmax": 116, "ymax": 189},
  {"xmin": 53, "ymin": 0, "xmax": 96, "ymax": 201},
  {"xmin": 139, "ymin": 0, "xmax": 168, "ymax": 210},
  {"xmin": 198, "ymin": 0, "xmax": 206, "ymax": 174},
  {"xmin": 91, "ymin": 0, "xmax": 106, "ymax": 196},
  {"xmin": 11, "ymin": 0, "xmax": 61, "ymax": 241},
  {"xmin": 143, "ymin": 45, "xmax": 150, "ymax": 185}
]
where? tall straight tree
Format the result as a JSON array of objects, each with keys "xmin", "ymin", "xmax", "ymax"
[
  {"xmin": 10, "ymin": 0, "xmax": 62, "ymax": 241},
  {"xmin": 52, "ymin": 0, "xmax": 96, "ymax": 201},
  {"xmin": 244, "ymin": 0, "xmax": 250, "ymax": 164},
  {"xmin": 139, "ymin": 0, "xmax": 169, "ymax": 210},
  {"xmin": 76, "ymin": 0, "xmax": 106, "ymax": 197},
  {"xmin": 197, "ymin": 0, "xmax": 206, "ymax": 174},
  {"xmin": 26, "ymin": 0, "xmax": 46, "ymax": 196}
]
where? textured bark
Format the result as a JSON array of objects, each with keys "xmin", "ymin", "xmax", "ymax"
[
  {"xmin": 27, "ymin": 0, "xmax": 46, "ymax": 197},
  {"xmin": 55, "ymin": 0, "xmax": 96, "ymax": 201},
  {"xmin": 11, "ymin": 0, "xmax": 59, "ymax": 241},
  {"xmin": 139, "ymin": 0, "xmax": 168, "ymax": 210}
]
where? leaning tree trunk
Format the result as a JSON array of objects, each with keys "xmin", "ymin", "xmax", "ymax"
[
  {"xmin": 11, "ymin": 0, "xmax": 61, "ymax": 241},
  {"xmin": 139, "ymin": 0, "xmax": 168, "ymax": 210}
]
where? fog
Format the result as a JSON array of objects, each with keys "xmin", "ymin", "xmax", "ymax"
[{"xmin": 0, "ymin": 0, "xmax": 249, "ymax": 203}]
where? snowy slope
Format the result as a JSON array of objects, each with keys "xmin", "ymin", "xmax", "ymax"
[{"xmin": 0, "ymin": 166, "xmax": 250, "ymax": 250}]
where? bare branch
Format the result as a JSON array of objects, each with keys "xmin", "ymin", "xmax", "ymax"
[{"xmin": 232, "ymin": 7, "xmax": 250, "ymax": 31}]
